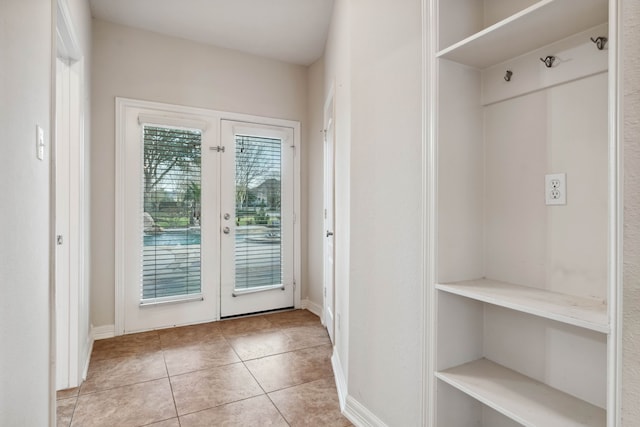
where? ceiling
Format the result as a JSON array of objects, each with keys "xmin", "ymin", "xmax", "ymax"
[{"xmin": 89, "ymin": 0, "xmax": 335, "ymax": 66}]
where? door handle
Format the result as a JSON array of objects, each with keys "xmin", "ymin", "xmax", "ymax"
[
  {"xmin": 223, "ymin": 226, "xmax": 230, "ymax": 234},
  {"xmin": 326, "ymin": 230, "xmax": 334, "ymax": 237}
]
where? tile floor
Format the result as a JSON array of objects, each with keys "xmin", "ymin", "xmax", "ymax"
[{"xmin": 57, "ymin": 309, "xmax": 351, "ymax": 427}]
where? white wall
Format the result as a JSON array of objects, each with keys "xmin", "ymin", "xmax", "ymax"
[
  {"xmin": 0, "ymin": 0, "xmax": 53, "ymax": 425},
  {"xmin": 622, "ymin": 0, "xmax": 640, "ymax": 424},
  {"xmin": 90, "ymin": 20, "xmax": 308, "ymax": 328},
  {"xmin": 348, "ymin": 0, "xmax": 423, "ymax": 425},
  {"xmin": 483, "ymin": 73, "xmax": 608, "ymax": 299}
]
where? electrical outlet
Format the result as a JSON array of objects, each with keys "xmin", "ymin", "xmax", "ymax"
[{"xmin": 545, "ymin": 173, "xmax": 566, "ymax": 205}]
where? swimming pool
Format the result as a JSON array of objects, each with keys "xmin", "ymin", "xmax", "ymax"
[{"xmin": 144, "ymin": 229, "xmax": 201, "ymax": 246}]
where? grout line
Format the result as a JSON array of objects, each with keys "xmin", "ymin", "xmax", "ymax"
[
  {"xmin": 167, "ymin": 360, "xmax": 245, "ymax": 379},
  {"xmin": 265, "ymin": 389, "xmax": 292, "ymax": 426},
  {"xmin": 74, "ymin": 376, "xmax": 169, "ymax": 397},
  {"xmin": 162, "ymin": 347, "xmax": 181, "ymax": 423}
]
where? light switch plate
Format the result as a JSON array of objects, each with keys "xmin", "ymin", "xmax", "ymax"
[
  {"xmin": 545, "ymin": 173, "xmax": 566, "ymax": 205},
  {"xmin": 36, "ymin": 125, "xmax": 45, "ymax": 161}
]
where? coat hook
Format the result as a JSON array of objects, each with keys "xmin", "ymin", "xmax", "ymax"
[
  {"xmin": 504, "ymin": 70, "xmax": 513, "ymax": 82},
  {"xmin": 590, "ymin": 36, "xmax": 608, "ymax": 50},
  {"xmin": 540, "ymin": 55, "xmax": 556, "ymax": 68}
]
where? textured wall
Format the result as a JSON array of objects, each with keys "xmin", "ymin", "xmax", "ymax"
[
  {"xmin": 622, "ymin": 0, "xmax": 640, "ymax": 424},
  {"xmin": 0, "ymin": 0, "xmax": 52, "ymax": 424},
  {"xmin": 348, "ymin": 0, "xmax": 424, "ymax": 424}
]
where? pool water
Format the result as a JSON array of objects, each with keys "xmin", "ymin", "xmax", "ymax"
[{"xmin": 144, "ymin": 230, "xmax": 201, "ymax": 246}]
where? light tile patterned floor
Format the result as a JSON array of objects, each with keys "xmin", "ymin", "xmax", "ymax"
[{"xmin": 57, "ymin": 310, "xmax": 351, "ymax": 427}]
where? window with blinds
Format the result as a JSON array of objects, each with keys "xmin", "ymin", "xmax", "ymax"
[
  {"xmin": 141, "ymin": 125, "xmax": 202, "ymax": 303},
  {"xmin": 234, "ymin": 135, "xmax": 283, "ymax": 290}
]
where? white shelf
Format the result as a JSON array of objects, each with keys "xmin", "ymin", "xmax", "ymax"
[
  {"xmin": 436, "ymin": 358, "xmax": 606, "ymax": 427},
  {"xmin": 436, "ymin": 279, "xmax": 608, "ymax": 333},
  {"xmin": 437, "ymin": 0, "xmax": 608, "ymax": 69}
]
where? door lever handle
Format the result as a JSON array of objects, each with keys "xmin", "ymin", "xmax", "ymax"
[{"xmin": 326, "ymin": 230, "xmax": 334, "ymax": 237}]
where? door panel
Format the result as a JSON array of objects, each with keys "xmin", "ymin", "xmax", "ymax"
[
  {"xmin": 323, "ymin": 91, "xmax": 336, "ymax": 344},
  {"xmin": 220, "ymin": 121, "xmax": 295, "ymax": 317},
  {"xmin": 122, "ymin": 112, "xmax": 219, "ymax": 334}
]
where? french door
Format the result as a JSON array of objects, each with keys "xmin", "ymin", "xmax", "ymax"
[
  {"xmin": 220, "ymin": 121, "xmax": 295, "ymax": 317},
  {"xmin": 118, "ymin": 101, "xmax": 297, "ymax": 333}
]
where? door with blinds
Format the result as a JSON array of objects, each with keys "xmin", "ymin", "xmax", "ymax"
[
  {"xmin": 219, "ymin": 121, "xmax": 295, "ymax": 317},
  {"xmin": 119, "ymin": 107, "xmax": 220, "ymax": 334}
]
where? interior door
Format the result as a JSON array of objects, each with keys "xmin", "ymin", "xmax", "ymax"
[
  {"xmin": 220, "ymin": 120, "xmax": 295, "ymax": 317},
  {"xmin": 323, "ymin": 92, "xmax": 336, "ymax": 344}
]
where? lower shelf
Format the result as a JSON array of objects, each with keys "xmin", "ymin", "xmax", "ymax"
[{"xmin": 436, "ymin": 358, "xmax": 605, "ymax": 427}]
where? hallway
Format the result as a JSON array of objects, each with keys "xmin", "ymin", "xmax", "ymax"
[{"xmin": 56, "ymin": 310, "xmax": 350, "ymax": 426}]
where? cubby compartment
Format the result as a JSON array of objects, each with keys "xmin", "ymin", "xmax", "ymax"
[
  {"xmin": 429, "ymin": 0, "xmax": 615, "ymax": 425},
  {"xmin": 435, "ymin": 293, "xmax": 607, "ymax": 426}
]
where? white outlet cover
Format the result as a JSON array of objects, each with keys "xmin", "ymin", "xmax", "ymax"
[{"xmin": 545, "ymin": 173, "xmax": 566, "ymax": 205}]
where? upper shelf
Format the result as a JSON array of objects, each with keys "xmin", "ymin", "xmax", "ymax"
[
  {"xmin": 437, "ymin": 0, "xmax": 608, "ymax": 69},
  {"xmin": 436, "ymin": 279, "xmax": 608, "ymax": 333}
]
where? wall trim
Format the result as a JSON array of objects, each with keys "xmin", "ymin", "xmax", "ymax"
[
  {"xmin": 331, "ymin": 348, "xmax": 348, "ymax": 411},
  {"xmin": 91, "ymin": 324, "xmax": 115, "ymax": 341},
  {"xmin": 344, "ymin": 396, "xmax": 389, "ymax": 427},
  {"xmin": 301, "ymin": 298, "xmax": 323, "ymax": 320},
  {"xmin": 82, "ymin": 334, "xmax": 93, "ymax": 380}
]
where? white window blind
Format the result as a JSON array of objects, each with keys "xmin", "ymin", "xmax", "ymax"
[
  {"xmin": 234, "ymin": 135, "xmax": 283, "ymax": 290},
  {"xmin": 141, "ymin": 125, "xmax": 202, "ymax": 303}
]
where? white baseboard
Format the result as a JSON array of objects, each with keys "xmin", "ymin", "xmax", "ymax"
[
  {"xmin": 331, "ymin": 348, "xmax": 388, "ymax": 427},
  {"xmin": 344, "ymin": 395, "xmax": 389, "ymax": 427},
  {"xmin": 91, "ymin": 324, "xmax": 115, "ymax": 341},
  {"xmin": 331, "ymin": 348, "xmax": 348, "ymax": 411},
  {"xmin": 301, "ymin": 298, "xmax": 323, "ymax": 320},
  {"xmin": 81, "ymin": 334, "xmax": 93, "ymax": 381}
]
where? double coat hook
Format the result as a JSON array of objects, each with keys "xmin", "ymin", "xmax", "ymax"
[
  {"xmin": 590, "ymin": 36, "xmax": 608, "ymax": 50},
  {"xmin": 540, "ymin": 55, "xmax": 556, "ymax": 68}
]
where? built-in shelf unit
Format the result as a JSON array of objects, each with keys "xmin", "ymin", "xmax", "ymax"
[{"xmin": 428, "ymin": 0, "xmax": 619, "ymax": 426}]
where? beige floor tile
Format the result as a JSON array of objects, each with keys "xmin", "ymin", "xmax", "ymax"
[
  {"xmin": 180, "ymin": 395, "xmax": 288, "ymax": 427},
  {"xmin": 218, "ymin": 315, "xmax": 276, "ymax": 337},
  {"xmin": 281, "ymin": 324, "xmax": 331, "ymax": 348},
  {"xmin": 265, "ymin": 309, "xmax": 320, "ymax": 328},
  {"xmin": 144, "ymin": 418, "xmax": 181, "ymax": 427},
  {"xmin": 245, "ymin": 344, "xmax": 333, "ymax": 392},
  {"xmin": 56, "ymin": 397, "xmax": 76, "ymax": 427},
  {"xmin": 91, "ymin": 331, "xmax": 161, "ymax": 361},
  {"xmin": 269, "ymin": 377, "xmax": 350, "ymax": 427},
  {"xmin": 225, "ymin": 329, "xmax": 298, "ymax": 361},
  {"xmin": 163, "ymin": 338, "xmax": 240, "ymax": 376},
  {"xmin": 170, "ymin": 362, "xmax": 263, "ymax": 415},
  {"xmin": 158, "ymin": 322, "xmax": 223, "ymax": 349},
  {"xmin": 80, "ymin": 351, "xmax": 167, "ymax": 394},
  {"xmin": 71, "ymin": 378, "xmax": 176, "ymax": 427},
  {"xmin": 57, "ymin": 387, "xmax": 80, "ymax": 400}
]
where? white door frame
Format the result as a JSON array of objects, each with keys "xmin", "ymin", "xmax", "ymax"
[
  {"xmin": 323, "ymin": 84, "xmax": 336, "ymax": 343},
  {"xmin": 115, "ymin": 98, "xmax": 301, "ymax": 334},
  {"xmin": 55, "ymin": 0, "xmax": 85, "ymax": 390}
]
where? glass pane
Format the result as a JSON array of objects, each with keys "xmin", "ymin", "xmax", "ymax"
[
  {"xmin": 234, "ymin": 135, "xmax": 282, "ymax": 290},
  {"xmin": 142, "ymin": 126, "xmax": 202, "ymax": 301}
]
